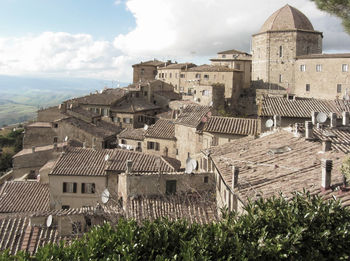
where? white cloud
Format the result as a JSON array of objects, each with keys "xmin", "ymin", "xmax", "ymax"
[{"xmin": 0, "ymin": 0, "xmax": 349, "ymax": 82}]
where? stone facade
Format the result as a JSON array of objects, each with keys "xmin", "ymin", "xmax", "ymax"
[
  {"xmin": 23, "ymin": 123, "xmax": 57, "ymax": 149},
  {"xmin": 132, "ymin": 60, "xmax": 167, "ymax": 83},
  {"xmin": 191, "ymin": 84, "xmax": 225, "ymax": 108},
  {"xmin": 143, "ymin": 137, "xmax": 176, "ymax": 158}
]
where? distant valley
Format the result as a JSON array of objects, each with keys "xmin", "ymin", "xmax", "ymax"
[{"xmin": 0, "ymin": 75, "xmax": 128, "ymax": 127}]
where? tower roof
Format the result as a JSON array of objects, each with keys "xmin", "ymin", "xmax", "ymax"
[{"xmin": 259, "ymin": 4, "xmax": 314, "ymax": 33}]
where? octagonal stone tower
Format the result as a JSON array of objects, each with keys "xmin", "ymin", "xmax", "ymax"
[{"xmin": 252, "ymin": 4, "xmax": 323, "ymax": 92}]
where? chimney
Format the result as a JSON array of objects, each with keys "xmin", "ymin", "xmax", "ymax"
[
  {"xmin": 322, "ymin": 139, "xmax": 332, "ymax": 152},
  {"xmin": 53, "ymin": 143, "xmax": 57, "ymax": 151},
  {"xmin": 273, "ymin": 115, "xmax": 281, "ymax": 128},
  {"xmin": 32, "ymin": 146, "xmax": 36, "ymax": 153},
  {"xmin": 83, "ymin": 142, "xmax": 86, "ymax": 149},
  {"xmin": 311, "ymin": 111, "xmax": 318, "ymax": 125},
  {"xmin": 231, "ymin": 166, "xmax": 239, "ymax": 189},
  {"xmin": 62, "ymin": 145, "xmax": 67, "ymax": 154},
  {"xmin": 321, "ymin": 159, "xmax": 333, "ymax": 190},
  {"xmin": 126, "ymin": 160, "xmax": 133, "ymax": 174},
  {"xmin": 330, "ymin": 112, "xmax": 337, "ymax": 128},
  {"xmin": 343, "ymin": 111, "xmax": 349, "ymax": 126},
  {"xmin": 305, "ymin": 121, "xmax": 313, "ymax": 140}
]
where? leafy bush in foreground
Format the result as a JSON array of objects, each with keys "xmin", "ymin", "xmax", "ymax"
[{"xmin": 1, "ymin": 192, "xmax": 350, "ymax": 260}]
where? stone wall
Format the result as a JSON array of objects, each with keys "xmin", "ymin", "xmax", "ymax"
[
  {"xmin": 37, "ymin": 107, "xmax": 65, "ymax": 122},
  {"xmin": 23, "ymin": 125, "xmax": 57, "ymax": 149},
  {"xmin": 142, "ymin": 137, "xmax": 176, "ymax": 158},
  {"xmin": 133, "ymin": 65, "xmax": 158, "ymax": 83}
]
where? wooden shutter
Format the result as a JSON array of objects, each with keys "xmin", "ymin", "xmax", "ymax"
[
  {"xmin": 63, "ymin": 182, "xmax": 67, "ymax": 193},
  {"xmin": 92, "ymin": 183, "xmax": 96, "ymax": 194},
  {"xmin": 155, "ymin": 142, "xmax": 160, "ymax": 151},
  {"xmin": 73, "ymin": 183, "xmax": 77, "ymax": 193},
  {"xmin": 81, "ymin": 183, "xmax": 85, "ymax": 194}
]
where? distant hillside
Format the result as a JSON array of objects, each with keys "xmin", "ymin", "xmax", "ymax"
[{"xmin": 0, "ymin": 75, "xmax": 129, "ymax": 127}]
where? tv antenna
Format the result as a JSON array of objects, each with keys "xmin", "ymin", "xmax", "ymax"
[
  {"xmin": 46, "ymin": 215, "xmax": 53, "ymax": 227},
  {"xmin": 316, "ymin": 112, "xmax": 327, "ymax": 123},
  {"xmin": 101, "ymin": 188, "xmax": 110, "ymax": 204}
]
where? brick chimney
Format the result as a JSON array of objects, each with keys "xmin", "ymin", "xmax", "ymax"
[
  {"xmin": 322, "ymin": 139, "xmax": 332, "ymax": 152},
  {"xmin": 311, "ymin": 111, "xmax": 318, "ymax": 125},
  {"xmin": 343, "ymin": 111, "xmax": 349, "ymax": 126},
  {"xmin": 330, "ymin": 112, "xmax": 337, "ymax": 128},
  {"xmin": 231, "ymin": 166, "xmax": 239, "ymax": 190},
  {"xmin": 305, "ymin": 121, "xmax": 313, "ymax": 140},
  {"xmin": 321, "ymin": 159, "xmax": 332, "ymax": 190},
  {"xmin": 273, "ymin": 115, "xmax": 281, "ymax": 128},
  {"xmin": 126, "ymin": 160, "xmax": 133, "ymax": 174}
]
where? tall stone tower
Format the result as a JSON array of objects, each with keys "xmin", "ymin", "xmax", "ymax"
[{"xmin": 252, "ymin": 4, "xmax": 323, "ymax": 92}]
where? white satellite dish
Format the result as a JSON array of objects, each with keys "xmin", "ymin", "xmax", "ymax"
[
  {"xmin": 104, "ymin": 154, "xmax": 109, "ymax": 161},
  {"xmin": 144, "ymin": 125, "xmax": 149, "ymax": 131},
  {"xmin": 64, "ymin": 136, "xmax": 68, "ymax": 142},
  {"xmin": 265, "ymin": 119, "xmax": 274, "ymax": 128},
  {"xmin": 316, "ymin": 112, "xmax": 327, "ymax": 123},
  {"xmin": 209, "ymin": 101, "xmax": 213, "ymax": 107},
  {"xmin": 185, "ymin": 157, "xmax": 194, "ymax": 174},
  {"xmin": 190, "ymin": 159, "xmax": 197, "ymax": 170},
  {"xmin": 101, "ymin": 188, "xmax": 110, "ymax": 204},
  {"xmin": 46, "ymin": 215, "xmax": 52, "ymax": 227}
]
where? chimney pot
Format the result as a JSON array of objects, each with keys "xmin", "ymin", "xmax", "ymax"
[
  {"xmin": 83, "ymin": 142, "xmax": 86, "ymax": 149},
  {"xmin": 231, "ymin": 166, "xmax": 239, "ymax": 189},
  {"xmin": 321, "ymin": 159, "xmax": 332, "ymax": 189},
  {"xmin": 322, "ymin": 139, "xmax": 332, "ymax": 152},
  {"xmin": 330, "ymin": 112, "xmax": 337, "ymax": 128},
  {"xmin": 126, "ymin": 160, "xmax": 133, "ymax": 173},
  {"xmin": 305, "ymin": 121, "xmax": 313, "ymax": 140},
  {"xmin": 311, "ymin": 111, "xmax": 318, "ymax": 125},
  {"xmin": 343, "ymin": 111, "xmax": 349, "ymax": 126}
]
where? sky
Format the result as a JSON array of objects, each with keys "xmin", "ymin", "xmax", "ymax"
[{"xmin": 0, "ymin": 0, "xmax": 349, "ymax": 83}]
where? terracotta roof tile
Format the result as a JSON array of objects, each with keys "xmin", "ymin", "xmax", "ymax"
[
  {"xmin": 217, "ymin": 49, "xmax": 250, "ymax": 55},
  {"xmin": 0, "ymin": 181, "xmax": 50, "ymax": 213},
  {"xmin": 160, "ymin": 63, "xmax": 197, "ymax": 70},
  {"xmin": 111, "ymin": 98, "xmax": 160, "ymax": 113},
  {"xmin": 259, "ymin": 96, "xmax": 350, "ymax": 118},
  {"xmin": 296, "ymin": 53, "xmax": 350, "ymax": 59},
  {"xmin": 210, "ymin": 130, "xmax": 350, "ymax": 207},
  {"xmin": 174, "ymin": 105, "xmax": 212, "ymax": 128},
  {"xmin": 132, "ymin": 60, "xmax": 165, "ymax": 67},
  {"xmin": 50, "ymin": 147, "xmax": 181, "ymax": 176},
  {"xmin": 188, "ymin": 64, "xmax": 239, "ymax": 72},
  {"xmin": 73, "ymin": 88, "xmax": 126, "ymax": 106},
  {"xmin": 118, "ymin": 128, "xmax": 145, "ymax": 141},
  {"xmin": 204, "ymin": 116, "xmax": 259, "ymax": 136},
  {"xmin": 146, "ymin": 119, "xmax": 175, "ymax": 139},
  {"xmin": 154, "ymin": 91, "xmax": 181, "ymax": 100}
]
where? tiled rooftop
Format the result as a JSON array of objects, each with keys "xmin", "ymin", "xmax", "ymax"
[
  {"xmin": 27, "ymin": 122, "xmax": 52, "ymax": 128},
  {"xmin": 111, "ymin": 98, "xmax": 160, "ymax": 113},
  {"xmin": 66, "ymin": 106, "xmax": 100, "ymax": 119},
  {"xmin": 159, "ymin": 63, "xmax": 197, "ymax": 70},
  {"xmin": 145, "ymin": 119, "xmax": 175, "ymax": 140},
  {"xmin": 210, "ymin": 130, "xmax": 350, "ymax": 207},
  {"xmin": 174, "ymin": 105, "xmax": 212, "ymax": 128},
  {"xmin": 13, "ymin": 143, "xmax": 65, "ymax": 158},
  {"xmin": 259, "ymin": 96, "xmax": 350, "ymax": 118},
  {"xmin": 0, "ymin": 181, "xmax": 50, "ymax": 213},
  {"xmin": 154, "ymin": 91, "xmax": 182, "ymax": 100},
  {"xmin": 217, "ymin": 49, "xmax": 250, "ymax": 55},
  {"xmin": 73, "ymin": 88, "xmax": 126, "ymax": 106},
  {"xmin": 296, "ymin": 53, "xmax": 350, "ymax": 59},
  {"xmin": 118, "ymin": 128, "xmax": 145, "ymax": 141},
  {"xmin": 188, "ymin": 64, "xmax": 239, "ymax": 72},
  {"xmin": 50, "ymin": 147, "xmax": 181, "ymax": 176},
  {"xmin": 203, "ymin": 116, "xmax": 259, "ymax": 136},
  {"xmin": 132, "ymin": 60, "xmax": 165, "ymax": 67}
]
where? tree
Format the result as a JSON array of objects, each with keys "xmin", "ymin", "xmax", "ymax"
[{"xmin": 311, "ymin": 0, "xmax": 350, "ymax": 34}]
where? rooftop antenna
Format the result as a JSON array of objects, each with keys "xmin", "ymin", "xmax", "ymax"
[
  {"xmin": 316, "ymin": 112, "xmax": 327, "ymax": 124},
  {"xmin": 265, "ymin": 119, "xmax": 274, "ymax": 130},
  {"xmin": 101, "ymin": 188, "xmax": 110, "ymax": 204},
  {"xmin": 46, "ymin": 214, "xmax": 53, "ymax": 227},
  {"xmin": 64, "ymin": 136, "xmax": 69, "ymax": 142}
]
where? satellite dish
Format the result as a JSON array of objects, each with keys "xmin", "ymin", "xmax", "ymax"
[
  {"xmin": 101, "ymin": 188, "xmax": 110, "ymax": 204},
  {"xmin": 64, "ymin": 136, "xmax": 68, "ymax": 142},
  {"xmin": 104, "ymin": 154, "xmax": 109, "ymax": 161},
  {"xmin": 190, "ymin": 159, "xmax": 197, "ymax": 170},
  {"xmin": 265, "ymin": 119, "xmax": 274, "ymax": 128},
  {"xmin": 46, "ymin": 215, "xmax": 52, "ymax": 227},
  {"xmin": 144, "ymin": 125, "xmax": 149, "ymax": 131},
  {"xmin": 316, "ymin": 112, "xmax": 327, "ymax": 123},
  {"xmin": 185, "ymin": 157, "xmax": 194, "ymax": 174}
]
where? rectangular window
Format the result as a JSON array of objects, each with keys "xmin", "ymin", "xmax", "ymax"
[
  {"xmin": 316, "ymin": 64, "xmax": 322, "ymax": 72},
  {"xmin": 63, "ymin": 182, "xmax": 77, "ymax": 193},
  {"xmin": 234, "ymin": 63, "xmax": 241, "ymax": 70},
  {"xmin": 222, "ymin": 54, "xmax": 226, "ymax": 58},
  {"xmin": 306, "ymin": 84, "xmax": 310, "ymax": 92},
  {"xmin": 62, "ymin": 205, "xmax": 70, "ymax": 210},
  {"xmin": 103, "ymin": 109, "xmax": 108, "ymax": 116},
  {"xmin": 195, "ymin": 73, "xmax": 201, "ymax": 79},
  {"xmin": 342, "ymin": 64, "xmax": 348, "ymax": 72},
  {"xmin": 337, "ymin": 84, "xmax": 342, "ymax": 93},
  {"xmin": 300, "ymin": 65, "xmax": 306, "ymax": 72},
  {"xmin": 279, "ymin": 46, "xmax": 283, "ymax": 58},
  {"xmin": 204, "ymin": 176, "xmax": 209, "ymax": 183},
  {"xmin": 279, "ymin": 74, "xmax": 283, "ymax": 83},
  {"xmin": 166, "ymin": 180, "xmax": 177, "ymax": 195},
  {"xmin": 81, "ymin": 183, "xmax": 95, "ymax": 194},
  {"xmin": 180, "ymin": 74, "xmax": 185, "ymax": 78},
  {"xmin": 204, "ymin": 74, "xmax": 209, "ymax": 79}
]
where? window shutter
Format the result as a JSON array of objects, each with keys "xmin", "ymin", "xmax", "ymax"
[
  {"xmin": 156, "ymin": 142, "xmax": 160, "ymax": 151},
  {"xmin": 92, "ymin": 183, "xmax": 96, "ymax": 194},
  {"xmin": 63, "ymin": 182, "xmax": 67, "ymax": 193},
  {"xmin": 81, "ymin": 183, "xmax": 85, "ymax": 194},
  {"xmin": 73, "ymin": 183, "xmax": 77, "ymax": 193}
]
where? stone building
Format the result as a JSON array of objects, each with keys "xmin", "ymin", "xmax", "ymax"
[
  {"xmin": 252, "ymin": 4, "xmax": 350, "ymax": 100},
  {"xmin": 190, "ymin": 84, "xmax": 225, "ymax": 108},
  {"xmin": 132, "ymin": 59, "xmax": 167, "ymax": 83},
  {"xmin": 117, "ymin": 128, "xmax": 145, "ymax": 152},
  {"xmin": 252, "ymin": 4, "xmax": 323, "ymax": 92},
  {"xmin": 49, "ymin": 147, "xmax": 181, "ymax": 209},
  {"xmin": 210, "ymin": 49, "xmax": 252, "ymax": 89}
]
